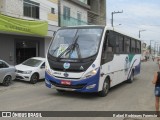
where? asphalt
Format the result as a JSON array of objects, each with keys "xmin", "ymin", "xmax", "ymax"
[{"xmin": 0, "ymin": 59, "xmax": 160, "ymax": 120}]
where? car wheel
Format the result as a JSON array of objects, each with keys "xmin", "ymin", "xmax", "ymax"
[
  {"xmin": 127, "ymin": 70, "xmax": 134, "ymax": 83},
  {"xmin": 3, "ymin": 75, "xmax": 12, "ymax": 86},
  {"xmin": 30, "ymin": 73, "xmax": 39, "ymax": 84},
  {"xmin": 98, "ymin": 78, "xmax": 110, "ymax": 97}
]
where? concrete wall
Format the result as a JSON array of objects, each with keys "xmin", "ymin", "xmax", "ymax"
[
  {"xmin": 5, "ymin": 0, "xmax": 23, "ymax": 18},
  {"xmin": 3, "ymin": 0, "xmax": 58, "ymax": 26},
  {"xmin": 99, "ymin": 0, "xmax": 106, "ymax": 25},
  {"xmin": 0, "ymin": 0, "xmax": 5, "ymax": 13},
  {"xmin": 0, "ymin": 34, "xmax": 15, "ymax": 65},
  {"xmin": 88, "ymin": 0, "xmax": 106, "ymax": 25},
  {"xmin": 44, "ymin": 37, "xmax": 52, "ymax": 57},
  {"xmin": 89, "ymin": 0, "xmax": 99, "ymax": 14},
  {"xmin": 39, "ymin": 37, "xmax": 45, "ymax": 58}
]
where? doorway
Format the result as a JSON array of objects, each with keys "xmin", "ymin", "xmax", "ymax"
[{"xmin": 16, "ymin": 40, "xmax": 39, "ymax": 64}]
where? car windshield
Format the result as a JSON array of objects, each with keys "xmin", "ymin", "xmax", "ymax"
[
  {"xmin": 49, "ymin": 28, "xmax": 103, "ymax": 59},
  {"xmin": 22, "ymin": 59, "xmax": 42, "ymax": 67}
]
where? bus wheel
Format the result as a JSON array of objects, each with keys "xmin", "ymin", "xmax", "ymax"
[
  {"xmin": 128, "ymin": 71, "xmax": 134, "ymax": 83},
  {"xmin": 98, "ymin": 78, "xmax": 110, "ymax": 97}
]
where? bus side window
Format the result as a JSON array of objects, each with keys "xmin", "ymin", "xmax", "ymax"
[
  {"xmin": 131, "ymin": 39, "xmax": 136, "ymax": 53},
  {"xmin": 124, "ymin": 37, "xmax": 130, "ymax": 53},
  {"xmin": 108, "ymin": 31, "xmax": 116, "ymax": 49},
  {"xmin": 136, "ymin": 41, "xmax": 141, "ymax": 53},
  {"xmin": 116, "ymin": 34, "xmax": 124, "ymax": 54},
  {"xmin": 101, "ymin": 30, "xmax": 114, "ymax": 64}
]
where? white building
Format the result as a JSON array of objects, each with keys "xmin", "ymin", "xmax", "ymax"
[{"xmin": 0, "ymin": 0, "xmax": 59, "ymax": 65}]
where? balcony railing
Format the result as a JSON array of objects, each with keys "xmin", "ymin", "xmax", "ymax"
[{"xmin": 60, "ymin": 15, "xmax": 88, "ymax": 27}]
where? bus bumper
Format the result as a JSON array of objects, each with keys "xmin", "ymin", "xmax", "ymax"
[{"xmin": 45, "ymin": 70, "xmax": 100, "ymax": 93}]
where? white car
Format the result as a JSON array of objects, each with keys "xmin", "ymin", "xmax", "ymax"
[{"xmin": 15, "ymin": 57, "xmax": 46, "ymax": 84}]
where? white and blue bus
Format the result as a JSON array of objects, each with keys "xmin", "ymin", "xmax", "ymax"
[{"xmin": 45, "ymin": 25, "xmax": 141, "ymax": 97}]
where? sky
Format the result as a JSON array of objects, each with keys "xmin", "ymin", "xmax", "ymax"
[{"xmin": 107, "ymin": 0, "xmax": 160, "ymax": 46}]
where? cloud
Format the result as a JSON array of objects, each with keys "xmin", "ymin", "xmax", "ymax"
[
  {"xmin": 126, "ymin": 4, "xmax": 160, "ymax": 18},
  {"xmin": 107, "ymin": 0, "xmax": 160, "ymax": 44}
]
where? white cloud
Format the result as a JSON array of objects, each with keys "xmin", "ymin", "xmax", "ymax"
[
  {"xmin": 107, "ymin": 0, "xmax": 160, "ymax": 45},
  {"xmin": 126, "ymin": 4, "xmax": 160, "ymax": 18}
]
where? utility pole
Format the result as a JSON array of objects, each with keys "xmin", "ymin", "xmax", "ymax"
[
  {"xmin": 111, "ymin": 10, "xmax": 123, "ymax": 27},
  {"xmin": 113, "ymin": 24, "xmax": 121, "ymax": 30},
  {"xmin": 139, "ymin": 30, "xmax": 146, "ymax": 38}
]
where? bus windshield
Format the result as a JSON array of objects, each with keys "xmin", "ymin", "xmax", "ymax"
[{"xmin": 49, "ymin": 28, "xmax": 103, "ymax": 59}]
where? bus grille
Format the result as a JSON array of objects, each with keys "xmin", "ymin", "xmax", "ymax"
[{"xmin": 49, "ymin": 80, "xmax": 86, "ymax": 89}]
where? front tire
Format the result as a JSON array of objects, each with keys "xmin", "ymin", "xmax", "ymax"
[
  {"xmin": 3, "ymin": 76, "xmax": 12, "ymax": 86},
  {"xmin": 30, "ymin": 73, "xmax": 39, "ymax": 84},
  {"xmin": 98, "ymin": 78, "xmax": 110, "ymax": 97},
  {"xmin": 128, "ymin": 71, "xmax": 134, "ymax": 83}
]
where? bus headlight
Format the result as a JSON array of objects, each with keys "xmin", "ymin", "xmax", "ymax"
[
  {"xmin": 83, "ymin": 68, "xmax": 99, "ymax": 79},
  {"xmin": 45, "ymin": 66, "xmax": 52, "ymax": 75}
]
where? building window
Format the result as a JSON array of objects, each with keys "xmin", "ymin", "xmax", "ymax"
[
  {"xmin": 23, "ymin": 0, "xmax": 40, "ymax": 19},
  {"xmin": 63, "ymin": 6, "xmax": 70, "ymax": 20},
  {"xmin": 51, "ymin": 8, "xmax": 55, "ymax": 14},
  {"xmin": 77, "ymin": 12, "xmax": 81, "ymax": 25}
]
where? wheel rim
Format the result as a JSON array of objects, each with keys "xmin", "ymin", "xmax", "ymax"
[
  {"xmin": 4, "ymin": 76, "xmax": 11, "ymax": 86},
  {"xmin": 31, "ymin": 74, "xmax": 38, "ymax": 83},
  {"xmin": 103, "ymin": 80, "xmax": 109, "ymax": 94}
]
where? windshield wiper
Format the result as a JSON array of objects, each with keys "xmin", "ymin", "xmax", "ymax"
[{"xmin": 57, "ymin": 35, "xmax": 80, "ymax": 59}]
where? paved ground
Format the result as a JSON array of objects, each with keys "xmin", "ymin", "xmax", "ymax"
[{"xmin": 0, "ymin": 60, "xmax": 159, "ymax": 120}]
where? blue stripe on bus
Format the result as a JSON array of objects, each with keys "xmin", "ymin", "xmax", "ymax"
[
  {"xmin": 127, "ymin": 60, "xmax": 141, "ymax": 79},
  {"xmin": 134, "ymin": 62, "xmax": 141, "ymax": 75},
  {"xmin": 45, "ymin": 69, "xmax": 100, "ymax": 93}
]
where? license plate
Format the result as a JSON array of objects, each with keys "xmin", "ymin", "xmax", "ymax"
[{"xmin": 61, "ymin": 80, "xmax": 71, "ymax": 85}]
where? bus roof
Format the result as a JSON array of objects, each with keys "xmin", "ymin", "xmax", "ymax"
[{"xmin": 60, "ymin": 25, "xmax": 105, "ymax": 29}]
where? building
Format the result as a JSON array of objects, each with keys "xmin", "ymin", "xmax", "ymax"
[
  {"xmin": 59, "ymin": 0, "xmax": 106, "ymax": 26},
  {"xmin": 0, "ymin": 0, "xmax": 59, "ymax": 65},
  {"xmin": 0, "ymin": 0, "xmax": 107, "ymax": 65}
]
